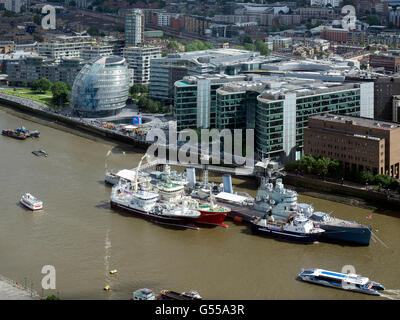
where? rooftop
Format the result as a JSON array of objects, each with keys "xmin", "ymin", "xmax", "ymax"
[
  {"xmin": 311, "ymin": 114, "xmax": 400, "ymax": 130},
  {"xmin": 256, "ymin": 77, "xmax": 361, "ymax": 102}
]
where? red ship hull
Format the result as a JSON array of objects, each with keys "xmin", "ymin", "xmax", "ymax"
[{"xmin": 195, "ymin": 209, "xmax": 229, "ymax": 228}]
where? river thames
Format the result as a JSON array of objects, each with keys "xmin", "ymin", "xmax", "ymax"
[{"xmin": 0, "ymin": 106, "xmax": 399, "ymax": 300}]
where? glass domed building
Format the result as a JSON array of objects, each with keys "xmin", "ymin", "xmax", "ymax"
[{"xmin": 71, "ymin": 56, "xmax": 130, "ymax": 117}]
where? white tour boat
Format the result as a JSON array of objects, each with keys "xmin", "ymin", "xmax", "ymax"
[{"xmin": 20, "ymin": 193, "xmax": 43, "ymax": 210}]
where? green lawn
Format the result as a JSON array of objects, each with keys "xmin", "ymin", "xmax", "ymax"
[{"xmin": 0, "ymin": 88, "xmax": 61, "ymax": 110}]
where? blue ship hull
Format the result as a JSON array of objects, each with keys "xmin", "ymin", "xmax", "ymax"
[
  {"xmin": 250, "ymin": 223, "xmax": 321, "ymax": 244},
  {"xmin": 318, "ymin": 224, "xmax": 372, "ymax": 246}
]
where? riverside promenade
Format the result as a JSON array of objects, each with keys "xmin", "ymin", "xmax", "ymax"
[
  {"xmin": 0, "ymin": 275, "xmax": 39, "ymax": 300},
  {"xmin": 283, "ymin": 172, "xmax": 400, "ymax": 209}
]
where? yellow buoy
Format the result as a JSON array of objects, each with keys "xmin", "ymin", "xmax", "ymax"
[
  {"xmin": 109, "ymin": 269, "xmax": 118, "ymax": 274},
  {"xmin": 104, "ymin": 285, "xmax": 110, "ymax": 291}
]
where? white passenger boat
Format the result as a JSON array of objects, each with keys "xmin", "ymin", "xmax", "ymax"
[
  {"xmin": 20, "ymin": 193, "xmax": 43, "ymax": 210},
  {"xmin": 299, "ymin": 268, "xmax": 385, "ymax": 295}
]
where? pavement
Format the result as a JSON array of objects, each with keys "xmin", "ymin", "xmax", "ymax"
[{"xmin": 0, "ymin": 280, "xmax": 37, "ymax": 300}]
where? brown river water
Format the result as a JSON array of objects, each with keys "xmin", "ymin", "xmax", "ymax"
[{"xmin": 0, "ymin": 106, "xmax": 399, "ymax": 300}]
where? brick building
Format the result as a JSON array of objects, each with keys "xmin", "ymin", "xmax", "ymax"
[
  {"xmin": 369, "ymin": 54, "xmax": 400, "ymax": 73},
  {"xmin": 304, "ymin": 114, "xmax": 400, "ymax": 178}
]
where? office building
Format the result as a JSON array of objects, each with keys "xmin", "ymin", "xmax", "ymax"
[
  {"xmin": 123, "ymin": 46, "xmax": 161, "ymax": 85},
  {"xmin": 150, "ymin": 48, "xmax": 273, "ymax": 103},
  {"xmin": 255, "ymin": 79, "xmax": 373, "ymax": 162},
  {"xmin": 310, "ymin": 0, "xmax": 342, "ymax": 7},
  {"xmin": 5, "ymin": 0, "xmax": 23, "ymax": 13},
  {"xmin": 6, "ymin": 56, "xmax": 84, "ymax": 84},
  {"xmin": 304, "ymin": 114, "xmax": 400, "ymax": 178},
  {"xmin": 71, "ymin": 56, "xmax": 130, "ymax": 117},
  {"xmin": 125, "ymin": 9, "xmax": 144, "ymax": 47},
  {"xmin": 175, "ymin": 74, "xmax": 374, "ymax": 162},
  {"xmin": 38, "ymin": 36, "xmax": 92, "ymax": 63},
  {"xmin": 346, "ymin": 73, "xmax": 400, "ymax": 122},
  {"xmin": 369, "ymin": 54, "xmax": 400, "ymax": 73},
  {"xmin": 81, "ymin": 45, "xmax": 113, "ymax": 61},
  {"xmin": 174, "ymin": 74, "xmax": 247, "ymax": 130}
]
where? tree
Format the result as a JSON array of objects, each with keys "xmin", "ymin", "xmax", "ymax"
[
  {"xmin": 244, "ymin": 43, "xmax": 256, "ymax": 51},
  {"xmin": 358, "ymin": 171, "xmax": 374, "ymax": 184},
  {"xmin": 33, "ymin": 15, "xmax": 41, "ymax": 26},
  {"xmin": 315, "ymin": 157, "xmax": 330, "ymax": 178},
  {"xmin": 242, "ymin": 36, "xmax": 253, "ymax": 45},
  {"xmin": 298, "ymin": 155, "xmax": 316, "ymax": 174},
  {"xmin": 366, "ymin": 15, "xmax": 380, "ymax": 26},
  {"xmin": 167, "ymin": 41, "xmax": 180, "ymax": 51},
  {"xmin": 87, "ymin": 26, "xmax": 100, "ymax": 37},
  {"xmin": 51, "ymin": 82, "xmax": 70, "ymax": 106},
  {"xmin": 254, "ymin": 39, "xmax": 270, "ymax": 56},
  {"xmin": 31, "ymin": 78, "xmax": 52, "ymax": 93}
]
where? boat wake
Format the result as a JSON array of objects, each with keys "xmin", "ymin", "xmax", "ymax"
[{"xmin": 380, "ymin": 289, "xmax": 400, "ymax": 300}]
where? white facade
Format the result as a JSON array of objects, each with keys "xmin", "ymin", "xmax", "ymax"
[
  {"xmin": 197, "ymin": 79, "xmax": 211, "ymax": 129},
  {"xmin": 38, "ymin": 36, "xmax": 92, "ymax": 63},
  {"xmin": 5, "ymin": 0, "xmax": 23, "ymax": 13},
  {"xmin": 123, "ymin": 46, "xmax": 161, "ymax": 85},
  {"xmin": 310, "ymin": 0, "xmax": 342, "ymax": 7},
  {"xmin": 157, "ymin": 13, "xmax": 171, "ymax": 27},
  {"xmin": 360, "ymin": 82, "xmax": 374, "ymax": 119},
  {"xmin": 81, "ymin": 45, "xmax": 113, "ymax": 61}
]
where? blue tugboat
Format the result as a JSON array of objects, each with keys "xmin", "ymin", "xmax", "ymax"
[
  {"xmin": 250, "ymin": 212, "xmax": 325, "ymax": 244},
  {"xmin": 298, "ymin": 268, "xmax": 385, "ymax": 296}
]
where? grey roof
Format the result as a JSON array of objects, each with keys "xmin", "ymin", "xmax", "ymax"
[{"xmin": 311, "ymin": 114, "xmax": 400, "ymax": 130}]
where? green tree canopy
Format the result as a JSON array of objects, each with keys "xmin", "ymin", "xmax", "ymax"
[
  {"xmin": 31, "ymin": 78, "xmax": 52, "ymax": 93},
  {"xmin": 51, "ymin": 81, "xmax": 70, "ymax": 106}
]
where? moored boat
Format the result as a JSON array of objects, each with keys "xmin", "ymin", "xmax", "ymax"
[
  {"xmin": 2, "ymin": 129, "xmax": 27, "ymax": 140},
  {"xmin": 251, "ymin": 212, "xmax": 325, "ymax": 244},
  {"xmin": 298, "ymin": 268, "xmax": 385, "ymax": 296},
  {"xmin": 110, "ymin": 181, "xmax": 200, "ymax": 229},
  {"xmin": 20, "ymin": 193, "xmax": 43, "ymax": 210},
  {"xmin": 297, "ymin": 203, "xmax": 372, "ymax": 246},
  {"xmin": 158, "ymin": 290, "xmax": 202, "ymax": 300},
  {"xmin": 258, "ymin": 178, "xmax": 372, "ymax": 246},
  {"xmin": 193, "ymin": 201, "xmax": 230, "ymax": 227},
  {"xmin": 133, "ymin": 288, "xmax": 156, "ymax": 300}
]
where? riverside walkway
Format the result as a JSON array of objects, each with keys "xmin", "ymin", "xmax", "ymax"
[{"xmin": 0, "ymin": 275, "xmax": 39, "ymax": 300}]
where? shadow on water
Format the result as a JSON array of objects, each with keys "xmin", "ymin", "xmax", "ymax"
[
  {"xmin": 108, "ymin": 207, "xmax": 196, "ymax": 232},
  {"xmin": 371, "ymin": 208, "xmax": 400, "ymax": 219},
  {"xmin": 16, "ymin": 202, "xmax": 34, "ymax": 212},
  {"xmin": 95, "ymin": 201, "xmax": 111, "ymax": 210},
  {"xmin": 109, "ymin": 145, "xmax": 145, "ymax": 155},
  {"xmin": 97, "ymin": 180, "xmax": 109, "ymax": 187}
]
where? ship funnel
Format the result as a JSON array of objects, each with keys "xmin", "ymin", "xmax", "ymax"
[
  {"xmin": 222, "ymin": 175, "xmax": 233, "ymax": 193},
  {"xmin": 186, "ymin": 167, "xmax": 196, "ymax": 187}
]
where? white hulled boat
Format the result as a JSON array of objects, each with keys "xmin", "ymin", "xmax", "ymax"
[
  {"xmin": 299, "ymin": 268, "xmax": 385, "ymax": 296},
  {"xmin": 20, "ymin": 193, "xmax": 43, "ymax": 210}
]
